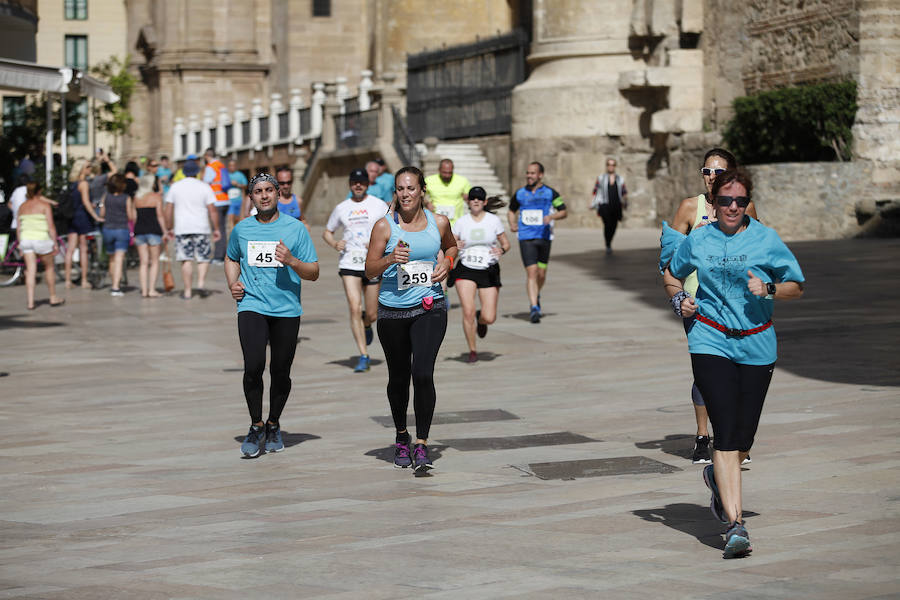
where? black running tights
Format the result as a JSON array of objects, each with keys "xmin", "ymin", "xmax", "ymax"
[
  {"xmin": 377, "ymin": 308, "xmax": 447, "ymax": 440},
  {"xmin": 690, "ymin": 354, "xmax": 775, "ymax": 452},
  {"xmin": 237, "ymin": 311, "xmax": 300, "ymax": 424},
  {"xmin": 597, "ymin": 203, "xmax": 620, "ymax": 249}
]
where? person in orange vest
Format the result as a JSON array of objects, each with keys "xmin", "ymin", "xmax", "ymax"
[{"xmin": 203, "ymin": 147, "xmax": 232, "ymax": 263}]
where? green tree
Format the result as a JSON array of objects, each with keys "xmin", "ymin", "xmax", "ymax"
[{"xmin": 90, "ymin": 54, "xmax": 138, "ymax": 155}]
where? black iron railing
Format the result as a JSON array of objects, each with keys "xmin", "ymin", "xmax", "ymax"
[
  {"xmin": 335, "ymin": 108, "xmax": 379, "ymax": 150},
  {"xmin": 392, "ymin": 106, "xmax": 421, "ymax": 167}
]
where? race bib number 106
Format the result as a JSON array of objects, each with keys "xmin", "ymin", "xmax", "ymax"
[
  {"xmin": 521, "ymin": 209, "xmax": 543, "ymax": 226},
  {"xmin": 397, "ymin": 261, "xmax": 433, "ymax": 290},
  {"xmin": 247, "ymin": 241, "xmax": 282, "ymax": 267}
]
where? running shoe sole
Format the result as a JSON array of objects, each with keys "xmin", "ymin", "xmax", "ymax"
[
  {"xmin": 240, "ymin": 447, "xmax": 262, "ymax": 458},
  {"xmin": 266, "ymin": 444, "xmax": 285, "ymax": 453},
  {"xmin": 703, "ymin": 465, "xmax": 729, "ymax": 523},
  {"xmin": 692, "ymin": 457, "xmax": 712, "ymax": 464}
]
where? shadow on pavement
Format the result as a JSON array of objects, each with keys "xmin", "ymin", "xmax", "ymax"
[
  {"xmin": 232, "ymin": 431, "xmax": 321, "ymax": 448},
  {"xmin": 554, "ymin": 238, "xmax": 900, "ymax": 387},
  {"xmin": 445, "ymin": 351, "xmax": 503, "ymax": 363},
  {"xmin": 0, "ymin": 314, "xmax": 66, "ymax": 329},
  {"xmin": 635, "ymin": 434, "xmax": 695, "ymax": 460},
  {"xmin": 327, "ymin": 357, "xmax": 385, "ymax": 369},
  {"xmin": 632, "ymin": 503, "xmax": 759, "ymax": 550},
  {"xmin": 502, "ymin": 311, "xmax": 557, "ymax": 322}
]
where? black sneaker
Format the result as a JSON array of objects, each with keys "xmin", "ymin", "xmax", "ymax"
[
  {"xmin": 265, "ymin": 422, "xmax": 284, "ymax": 453},
  {"xmin": 529, "ymin": 306, "xmax": 541, "ymax": 323},
  {"xmin": 692, "ymin": 435, "xmax": 712, "ymax": 464},
  {"xmin": 393, "ymin": 441, "xmax": 412, "ymax": 468},
  {"xmin": 723, "ymin": 521, "xmax": 752, "ymax": 558},
  {"xmin": 240, "ymin": 424, "xmax": 266, "ymax": 458},
  {"xmin": 476, "ymin": 310, "xmax": 487, "ymax": 338},
  {"xmin": 413, "ymin": 443, "xmax": 433, "ymax": 472}
]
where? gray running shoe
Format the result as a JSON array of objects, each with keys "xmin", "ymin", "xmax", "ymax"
[
  {"xmin": 240, "ymin": 424, "xmax": 266, "ymax": 458},
  {"xmin": 723, "ymin": 521, "xmax": 751, "ymax": 558},
  {"xmin": 265, "ymin": 422, "xmax": 284, "ymax": 453},
  {"xmin": 703, "ymin": 464, "xmax": 728, "ymax": 523}
]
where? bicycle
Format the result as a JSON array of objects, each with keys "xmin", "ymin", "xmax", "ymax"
[{"xmin": 0, "ymin": 233, "xmax": 70, "ymax": 287}]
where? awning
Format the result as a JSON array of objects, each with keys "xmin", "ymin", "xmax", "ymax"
[{"xmin": 0, "ymin": 58, "xmax": 119, "ymax": 102}]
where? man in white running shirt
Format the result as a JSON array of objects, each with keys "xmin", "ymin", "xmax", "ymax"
[{"xmin": 323, "ymin": 168, "xmax": 389, "ymax": 372}]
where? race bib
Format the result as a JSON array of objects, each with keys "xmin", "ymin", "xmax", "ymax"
[
  {"xmin": 397, "ymin": 260, "xmax": 433, "ymax": 290},
  {"xmin": 521, "ymin": 209, "xmax": 543, "ymax": 226},
  {"xmin": 247, "ymin": 240, "xmax": 282, "ymax": 267},
  {"xmin": 462, "ymin": 245, "xmax": 492, "ymax": 270},
  {"xmin": 227, "ymin": 187, "xmax": 242, "ymax": 201},
  {"xmin": 347, "ymin": 248, "xmax": 367, "ymax": 267},
  {"xmin": 435, "ymin": 205, "xmax": 456, "ymax": 220}
]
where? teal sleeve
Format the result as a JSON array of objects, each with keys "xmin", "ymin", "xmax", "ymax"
[
  {"xmin": 227, "ymin": 226, "xmax": 241, "ymax": 261},
  {"xmin": 659, "ymin": 221, "xmax": 687, "ymax": 274},
  {"xmin": 668, "ymin": 227, "xmax": 694, "ymax": 279},
  {"xmin": 766, "ymin": 231, "xmax": 805, "ymax": 284}
]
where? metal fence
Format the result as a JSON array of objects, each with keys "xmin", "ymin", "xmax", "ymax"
[
  {"xmin": 335, "ymin": 108, "xmax": 379, "ymax": 150},
  {"xmin": 406, "ymin": 29, "xmax": 527, "ymax": 141}
]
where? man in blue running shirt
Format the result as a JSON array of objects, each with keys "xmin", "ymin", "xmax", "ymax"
[{"xmin": 507, "ymin": 162, "xmax": 567, "ymax": 323}]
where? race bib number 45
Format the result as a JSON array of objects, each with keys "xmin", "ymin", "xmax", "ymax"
[
  {"xmin": 247, "ymin": 240, "xmax": 282, "ymax": 267},
  {"xmin": 521, "ymin": 209, "xmax": 543, "ymax": 226},
  {"xmin": 397, "ymin": 261, "xmax": 433, "ymax": 290}
]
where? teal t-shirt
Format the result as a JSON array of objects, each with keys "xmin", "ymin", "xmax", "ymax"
[
  {"xmin": 226, "ymin": 213, "xmax": 318, "ymax": 317},
  {"xmin": 669, "ymin": 217, "xmax": 804, "ymax": 365}
]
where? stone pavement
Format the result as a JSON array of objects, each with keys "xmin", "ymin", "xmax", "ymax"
[{"xmin": 1, "ymin": 228, "xmax": 898, "ymax": 599}]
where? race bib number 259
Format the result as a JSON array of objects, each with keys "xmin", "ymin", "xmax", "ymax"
[
  {"xmin": 247, "ymin": 241, "xmax": 282, "ymax": 267},
  {"xmin": 397, "ymin": 261, "xmax": 433, "ymax": 290}
]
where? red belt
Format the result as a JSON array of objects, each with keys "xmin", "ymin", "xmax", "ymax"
[{"xmin": 694, "ymin": 314, "xmax": 773, "ymax": 338}]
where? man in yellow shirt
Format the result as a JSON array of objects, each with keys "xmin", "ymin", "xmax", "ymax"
[{"xmin": 425, "ymin": 159, "xmax": 470, "ymax": 224}]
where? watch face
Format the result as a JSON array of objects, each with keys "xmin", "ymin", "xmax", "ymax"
[{"xmin": 766, "ymin": 282, "xmax": 777, "ymax": 295}]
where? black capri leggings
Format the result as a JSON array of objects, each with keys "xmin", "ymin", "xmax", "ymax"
[
  {"xmin": 237, "ymin": 311, "xmax": 301, "ymax": 424},
  {"xmin": 377, "ymin": 307, "xmax": 447, "ymax": 440},
  {"xmin": 690, "ymin": 354, "xmax": 775, "ymax": 452}
]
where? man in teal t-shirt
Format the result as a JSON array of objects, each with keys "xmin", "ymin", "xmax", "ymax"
[{"xmin": 225, "ymin": 173, "xmax": 319, "ymax": 459}]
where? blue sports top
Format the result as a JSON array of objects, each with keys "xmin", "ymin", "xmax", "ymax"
[
  {"xmin": 509, "ymin": 184, "xmax": 566, "ymax": 241},
  {"xmin": 277, "ymin": 194, "xmax": 302, "ymax": 219},
  {"xmin": 669, "ymin": 217, "xmax": 804, "ymax": 365},
  {"xmin": 226, "ymin": 213, "xmax": 318, "ymax": 317},
  {"xmin": 378, "ymin": 209, "xmax": 445, "ymax": 309}
]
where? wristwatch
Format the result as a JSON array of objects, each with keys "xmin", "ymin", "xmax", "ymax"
[{"xmin": 765, "ymin": 282, "xmax": 776, "ymax": 299}]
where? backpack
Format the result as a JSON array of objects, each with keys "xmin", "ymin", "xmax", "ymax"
[
  {"xmin": 55, "ymin": 182, "xmax": 78, "ymax": 220},
  {"xmin": 219, "ymin": 165, "xmax": 231, "ymax": 191}
]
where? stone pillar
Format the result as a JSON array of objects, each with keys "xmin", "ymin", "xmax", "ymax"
[
  {"xmin": 289, "ymin": 88, "xmax": 303, "ymax": 141},
  {"xmin": 321, "ymin": 82, "xmax": 341, "ymax": 152},
  {"xmin": 250, "ymin": 98, "xmax": 264, "ymax": 150},
  {"xmin": 336, "ymin": 76, "xmax": 350, "ymax": 112},
  {"xmin": 234, "ymin": 103, "xmax": 247, "ymax": 147},
  {"xmin": 173, "ymin": 117, "xmax": 185, "ymax": 158},
  {"xmin": 377, "ymin": 72, "xmax": 401, "ymax": 145},
  {"xmin": 216, "ymin": 106, "xmax": 230, "ymax": 155},
  {"xmin": 359, "ymin": 70, "xmax": 374, "ymax": 111},
  {"xmin": 269, "ymin": 93, "xmax": 284, "ymax": 143},
  {"xmin": 423, "ymin": 137, "xmax": 441, "ymax": 175},
  {"xmin": 310, "ymin": 82, "xmax": 326, "ymax": 139},
  {"xmin": 187, "ymin": 114, "xmax": 199, "ymax": 156},
  {"xmin": 201, "ymin": 110, "xmax": 215, "ymax": 153}
]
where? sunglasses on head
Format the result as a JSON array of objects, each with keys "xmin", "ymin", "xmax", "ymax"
[
  {"xmin": 700, "ymin": 167, "xmax": 726, "ymax": 176},
  {"xmin": 715, "ymin": 195, "xmax": 751, "ymax": 208}
]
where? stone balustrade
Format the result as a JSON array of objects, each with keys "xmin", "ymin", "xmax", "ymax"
[{"xmin": 171, "ymin": 69, "xmax": 376, "ymax": 160}]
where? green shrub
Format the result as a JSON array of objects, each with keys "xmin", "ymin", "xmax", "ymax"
[{"xmin": 722, "ymin": 81, "xmax": 857, "ymax": 164}]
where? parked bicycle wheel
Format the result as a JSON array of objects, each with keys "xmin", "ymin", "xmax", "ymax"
[{"xmin": 0, "ymin": 237, "xmax": 24, "ymax": 287}]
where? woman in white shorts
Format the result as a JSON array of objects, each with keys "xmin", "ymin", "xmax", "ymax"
[
  {"xmin": 446, "ymin": 187, "xmax": 510, "ymax": 363},
  {"xmin": 17, "ymin": 181, "xmax": 64, "ymax": 310}
]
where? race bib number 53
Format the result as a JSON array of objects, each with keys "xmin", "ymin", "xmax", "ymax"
[
  {"xmin": 247, "ymin": 241, "xmax": 282, "ymax": 267},
  {"xmin": 521, "ymin": 209, "xmax": 543, "ymax": 226},
  {"xmin": 397, "ymin": 261, "xmax": 433, "ymax": 290}
]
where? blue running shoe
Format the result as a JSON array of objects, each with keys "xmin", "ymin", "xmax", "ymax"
[
  {"xmin": 537, "ymin": 295, "xmax": 542, "ymax": 315},
  {"xmin": 365, "ymin": 324, "xmax": 373, "ymax": 346},
  {"xmin": 265, "ymin": 422, "xmax": 284, "ymax": 453},
  {"xmin": 394, "ymin": 442, "xmax": 412, "ymax": 468},
  {"xmin": 240, "ymin": 424, "xmax": 265, "ymax": 458},
  {"xmin": 723, "ymin": 521, "xmax": 752, "ymax": 558},
  {"xmin": 354, "ymin": 354, "xmax": 371, "ymax": 373},
  {"xmin": 413, "ymin": 443, "xmax": 433, "ymax": 472},
  {"xmin": 703, "ymin": 464, "xmax": 728, "ymax": 523},
  {"xmin": 529, "ymin": 306, "xmax": 541, "ymax": 324}
]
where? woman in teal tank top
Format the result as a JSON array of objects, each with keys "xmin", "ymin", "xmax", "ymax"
[{"xmin": 365, "ymin": 166, "xmax": 459, "ymax": 473}]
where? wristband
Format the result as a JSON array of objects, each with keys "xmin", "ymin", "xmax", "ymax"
[
  {"xmin": 671, "ymin": 290, "xmax": 691, "ymax": 317},
  {"xmin": 446, "ymin": 255, "xmax": 454, "ymax": 269}
]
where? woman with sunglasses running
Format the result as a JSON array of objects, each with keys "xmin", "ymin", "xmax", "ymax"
[
  {"xmin": 665, "ymin": 168, "xmax": 804, "ymax": 559},
  {"xmin": 663, "ymin": 149, "xmax": 757, "ymax": 465}
]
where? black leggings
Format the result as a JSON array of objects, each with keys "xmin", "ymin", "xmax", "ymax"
[
  {"xmin": 691, "ymin": 354, "xmax": 775, "ymax": 452},
  {"xmin": 597, "ymin": 202, "xmax": 621, "ymax": 249},
  {"xmin": 237, "ymin": 311, "xmax": 301, "ymax": 424},
  {"xmin": 377, "ymin": 308, "xmax": 447, "ymax": 440}
]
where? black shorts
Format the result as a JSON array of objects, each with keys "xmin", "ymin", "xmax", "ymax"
[
  {"xmin": 338, "ymin": 268, "xmax": 381, "ymax": 286},
  {"xmin": 519, "ymin": 238, "xmax": 551, "ymax": 268},
  {"xmin": 447, "ymin": 262, "xmax": 501, "ymax": 289}
]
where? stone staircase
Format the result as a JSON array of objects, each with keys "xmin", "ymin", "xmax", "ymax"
[{"xmin": 425, "ymin": 142, "xmax": 508, "ymax": 210}]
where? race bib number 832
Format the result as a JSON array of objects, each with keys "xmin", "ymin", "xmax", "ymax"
[{"xmin": 247, "ymin": 240, "xmax": 282, "ymax": 267}]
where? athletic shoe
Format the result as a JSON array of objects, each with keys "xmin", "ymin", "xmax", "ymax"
[
  {"xmin": 354, "ymin": 355, "xmax": 371, "ymax": 373},
  {"xmin": 723, "ymin": 521, "xmax": 752, "ymax": 558},
  {"xmin": 240, "ymin": 424, "xmax": 266, "ymax": 458},
  {"xmin": 692, "ymin": 435, "xmax": 712, "ymax": 464},
  {"xmin": 265, "ymin": 422, "xmax": 284, "ymax": 453},
  {"xmin": 393, "ymin": 442, "xmax": 412, "ymax": 468},
  {"xmin": 529, "ymin": 306, "xmax": 541, "ymax": 324},
  {"xmin": 703, "ymin": 464, "xmax": 728, "ymax": 523},
  {"xmin": 742, "ymin": 455, "xmax": 752, "ymax": 465},
  {"xmin": 476, "ymin": 310, "xmax": 487, "ymax": 338},
  {"xmin": 537, "ymin": 295, "xmax": 542, "ymax": 315},
  {"xmin": 365, "ymin": 325, "xmax": 374, "ymax": 346},
  {"xmin": 413, "ymin": 443, "xmax": 433, "ymax": 472},
  {"xmin": 110, "ymin": 289, "xmax": 124, "ymax": 297},
  {"xmin": 467, "ymin": 350, "xmax": 478, "ymax": 363}
]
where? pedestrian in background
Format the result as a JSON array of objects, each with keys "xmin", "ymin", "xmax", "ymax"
[{"xmin": 590, "ymin": 157, "xmax": 627, "ymax": 254}]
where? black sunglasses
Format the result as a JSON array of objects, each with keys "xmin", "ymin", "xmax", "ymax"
[
  {"xmin": 701, "ymin": 167, "xmax": 726, "ymax": 176},
  {"xmin": 278, "ymin": 180, "xmax": 293, "ymax": 185},
  {"xmin": 715, "ymin": 195, "xmax": 751, "ymax": 208}
]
